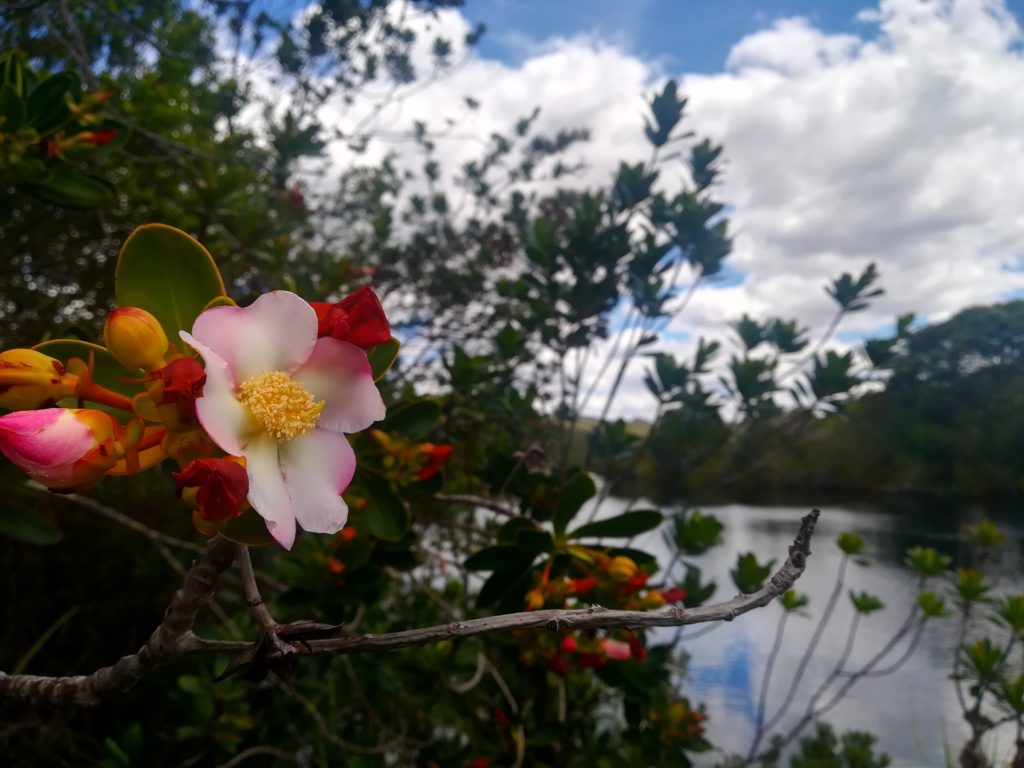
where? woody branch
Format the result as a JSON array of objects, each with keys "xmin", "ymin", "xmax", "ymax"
[{"xmin": 0, "ymin": 510, "xmax": 820, "ymax": 707}]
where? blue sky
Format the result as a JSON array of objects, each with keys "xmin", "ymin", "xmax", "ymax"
[{"xmin": 462, "ymin": 0, "xmax": 1024, "ymax": 71}]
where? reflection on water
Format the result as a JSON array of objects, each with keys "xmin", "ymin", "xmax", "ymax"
[{"xmin": 606, "ymin": 497, "xmax": 1024, "ymax": 768}]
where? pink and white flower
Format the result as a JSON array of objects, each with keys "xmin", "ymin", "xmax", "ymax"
[
  {"xmin": 0, "ymin": 408, "xmax": 118, "ymax": 490},
  {"xmin": 180, "ymin": 290, "xmax": 385, "ymax": 549}
]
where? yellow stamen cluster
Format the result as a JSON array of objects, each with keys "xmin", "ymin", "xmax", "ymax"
[{"xmin": 236, "ymin": 370, "xmax": 323, "ymax": 441}]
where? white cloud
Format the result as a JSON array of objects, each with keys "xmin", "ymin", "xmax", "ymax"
[{"xmin": 269, "ymin": 0, "xmax": 1024, "ymax": 419}]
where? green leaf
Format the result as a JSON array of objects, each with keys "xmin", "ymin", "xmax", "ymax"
[
  {"xmin": 476, "ymin": 552, "xmax": 536, "ymax": 609},
  {"xmin": 220, "ymin": 508, "xmax": 275, "ymax": 547},
  {"xmin": 731, "ymin": 552, "xmax": 775, "ymax": 594},
  {"xmin": 22, "ymin": 169, "xmax": 115, "ymax": 208},
  {"xmin": 367, "ymin": 337, "xmax": 400, "ymax": 382},
  {"xmin": 464, "ymin": 544, "xmax": 522, "ymax": 571},
  {"xmin": 497, "ymin": 517, "xmax": 537, "ymax": 545},
  {"xmin": 34, "ymin": 339, "xmax": 143, "ymax": 400},
  {"xmin": 0, "ymin": 505, "xmax": 62, "ymax": 545},
  {"xmin": 361, "ymin": 474, "xmax": 409, "ymax": 542},
  {"xmin": 115, "ymin": 224, "xmax": 227, "ymax": 341},
  {"xmin": 0, "ymin": 83, "xmax": 25, "ymax": 131},
  {"xmin": 516, "ymin": 529, "xmax": 554, "ymax": 555},
  {"xmin": 552, "ymin": 472, "xmax": 596, "ymax": 536},
  {"xmin": 569, "ymin": 510, "xmax": 663, "ymax": 540},
  {"xmin": 26, "ymin": 71, "xmax": 76, "ymax": 131},
  {"xmin": 382, "ymin": 399, "xmax": 440, "ymax": 440}
]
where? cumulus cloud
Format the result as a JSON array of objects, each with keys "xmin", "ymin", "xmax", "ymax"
[{"xmin": 275, "ymin": 0, "xmax": 1024, "ymax": 419}]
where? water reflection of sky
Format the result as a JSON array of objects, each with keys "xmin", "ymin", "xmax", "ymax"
[{"xmin": 598, "ymin": 496, "xmax": 1024, "ymax": 768}]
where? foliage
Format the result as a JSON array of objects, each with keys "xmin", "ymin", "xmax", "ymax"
[{"xmin": 0, "ymin": 3, "xmax": 1021, "ymax": 768}]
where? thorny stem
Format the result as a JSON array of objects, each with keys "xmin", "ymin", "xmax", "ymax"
[{"xmin": 238, "ymin": 546, "xmax": 293, "ymax": 658}]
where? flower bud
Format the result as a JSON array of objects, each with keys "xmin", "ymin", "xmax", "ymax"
[
  {"xmin": 0, "ymin": 349, "xmax": 76, "ymax": 410},
  {"xmin": 104, "ymin": 307, "xmax": 169, "ymax": 371},
  {"xmin": 607, "ymin": 555, "xmax": 640, "ymax": 583},
  {"xmin": 525, "ymin": 587, "xmax": 545, "ymax": 611},
  {"xmin": 600, "ymin": 638, "xmax": 633, "ymax": 661},
  {"xmin": 173, "ymin": 457, "xmax": 248, "ymax": 523},
  {"xmin": 0, "ymin": 408, "xmax": 117, "ymax": 490},
  {"xmin": 151, "ymin": 357, "xmax": 206, "ymax": 421},
  {"xmin": 310, "ymin": 286, "xmax": 391, "ymax": 349}
]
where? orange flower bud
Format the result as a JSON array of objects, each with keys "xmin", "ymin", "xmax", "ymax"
[
  {"xmin": 607, "ymin": 555, "xmax": 639, "ymax": 583},
  {"xmin": 0, "ymin": 349, "xmax": 77, "ymax": 410},
  {"xmin": 103, "ymin": 307, "xmax": 169, "ymax": 371},
  {"xmin": 525, "ymin": 588, "xmax": 545, "ymax": 610}
]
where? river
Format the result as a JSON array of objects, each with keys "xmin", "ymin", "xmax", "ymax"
[{"xmin": 605, "ymin": 497, "xmax": 1024, "ymax": 767}]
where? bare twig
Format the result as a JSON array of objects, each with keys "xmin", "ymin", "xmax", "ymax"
[
  {"xmin": 1, "ymin": 512, "xmax": 820, "ymax": 707},
  {"xmin": 238, "ymin": 546, "xmax": 293, "ymax": 658}
]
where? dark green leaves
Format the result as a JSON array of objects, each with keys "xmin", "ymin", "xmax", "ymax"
[
  {"xmin": 827, "ymin": 262, "xmax": 884, "ymax": 313},
  {"xmin": 904, "ymin": 546, "xmax": 951, "ymax": 577},
  {"xmin": 360, "ymin": 474, "xmax": 410, "ymax": 542},
  {"xmin": 849, "ymin": 591, "xmax": 885, "ymax": 615},
  {"xmin": 731, "ymin": 553, "xmax": 774, "ymax": 594},
  {"xmin": 569, "ymin": 510, "xmax": 663, "ymax": 540},
  {"xmin": 552, "ymin": 472, "xmax": 596, "ymax": 536},
  {"xmin": 381, "ymin": 399, "xmax": 440, "ymax": 440},
  {"xmin": 644, "ymin": 80, "xmax": 686, "ymax": 148},
  {"xmin": 670, "ymin": 510, "xmax": 723, "ymax": 555},
  {"xmin": 21, "ymin": 168, "xmax": 116, "ymax": 208}
]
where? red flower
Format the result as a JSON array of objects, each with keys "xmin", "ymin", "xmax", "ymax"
[
  {"xmin": 577, "ymin": 652, "xmax": 606, "ymax": 669},
  {"xmin": 560, "ymin": 636, "xmax": 578, "ymax": 653},
  {"xmin": 627, "ymin": 636, "xmax": 647, "ymax": 662},
  {"xmin": 547, "ymin": 654, "xmax": 569, "ymax": 677},
  {"xmin": 570, "ymin": 577, "xmax": 598, "ymax": 595},
  {"xmin": 153, "ymin": 357, "xmax": 206, "ymax": 420},
  {"xmin": 173, "ymin": 458, "xmax": 248, "ymax": 523},
  {"xmin": 310, "ymin": 287, "xmax": 391, "ymax": 349},
  {"xmin": 620, "ymin": 572, "xmax": 649, "ymax": 594},
  {"xmin": 417, "ymin": 443, "xmax": 454, "ymax": 480},
  {"xmin": 661, "ymin": 587, "xmax": 687, "ymax": 604},
  {"xmin": 84, "ymin": 129, "xmax": 118, "ymax": 147}
]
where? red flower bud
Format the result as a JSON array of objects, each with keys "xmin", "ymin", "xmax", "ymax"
[
  {"xmin": 153, "ymin": 358, "xmax": 206, "ymax": 420},
  {"xmin": 547, "ymin": 654, "xmax": 569, "ymax": 677},
  {"xmin": 577, "ymin": 652, "xmax": 606, "ymax": 669},
  {"xmin": 570, "ymin": 576, "xmax": 598, "ymax": 595},
  {"xmin": 620, "ymin": 572, "xmax": 649, "ymax": 594},
  {"xmin": 310, "ymin": 287, "xmax": 391, "ymax": 349},
  {"xmin": 627, "ymin": 636, "xmax": 647, "ymax": 662},
  {"xmin": 661, "ymin": 587, "xmax": 687, "ymax": 604},
  {"xmin": 173, "ymin": 457, "xmax": 248, "ymax": 523},
  {"xmin": 84, "ymin": 129, "xmax": 118, "ymax": 147},
  {"xmin": 416, "ymin": 443, "xmax": 454, "ymax": 480}
]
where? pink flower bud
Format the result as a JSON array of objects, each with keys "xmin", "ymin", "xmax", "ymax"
[
  {"xmin": 0, "ymin": 408, "xmax": 118, "ymax": 490},
  {"xmin": 600, "ymin": 638, "xmax": 633, "ymax": 661}
]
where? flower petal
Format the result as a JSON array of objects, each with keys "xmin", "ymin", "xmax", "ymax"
[
  {"xmin": 180, "ymin": 332, "xmax": 249, "ymax": 457},
  {"xmin": 293, "ymin": 338, "xmax": 386, "ymax": 434},
  {"xmin": 188, "ymin": 291, "xmax": 318, "ymax": 381},
  {"xmin": 0, "ymin": 409, "xmax": 90, "ymax": 469},
  {"xmin": 243, "ymin": 434, "xmax": 296, "ymax": 549},
  {"xmin": 281, "ymin": 427, "xmax": 355, "ymax": 535}
]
